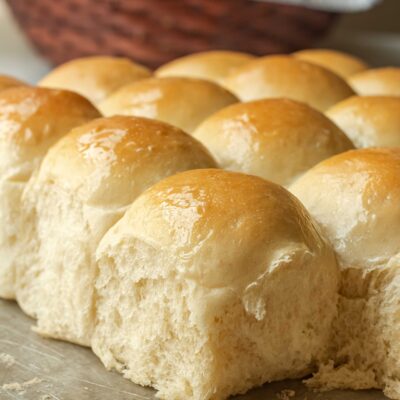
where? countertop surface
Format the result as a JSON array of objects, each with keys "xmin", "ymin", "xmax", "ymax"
[{"xmin": 0, "ymin": 299, "xmax": 387, "ymax": 400}]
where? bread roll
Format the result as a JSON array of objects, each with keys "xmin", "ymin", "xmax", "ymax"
[
  {"xmin": 16, "ymin": 116, "xmax": 217, "ymax": 346},
  {"xmin": 223, "ymin": 55, "xmax": 354, "ymax": 111},
  {"xmin": 326, "ymin": 96, "xmax": 400, "ymax": 148},
  {"xmin": 0, "ymin": 86, "xmax": 100, "ymax": 299},
  {"xmin": 0, "ymin": 75, "xmax": 25, "ymax": 92},
  {"xmin": 92, "ymin": 168, "xmax": 339, "ymax": 400},
  {"xmin": 155, "ymin": 50, "xmax": 255, "ymax": 85},
  {"xmin": 193, "ymin": 99, "xmax": 354, "ymax": 186},
  {"xmin": 99, "ymin": 77, "xmax": 238, "ymax": 134},
  {"xmin": 39, "ymin": 56, "xmax": 151, "ymax": 104},
  {"xmin": 293, "ymin": 49, "xmax": 368, "ymax": 78},
  {"xmin": 290, "ymin": 148, "xmax": 400, "ymax": 399},
  {"xmin": 349, "ymin": 67, "xmax": 400, "ymax": 96}
]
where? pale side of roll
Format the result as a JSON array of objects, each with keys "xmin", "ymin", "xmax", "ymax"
[
  {"xmin": 0, "ymin": 75, "xmax": 26, "ymax": 92},
  {"xmin": 293, "ymin": 49, "xmax": 368, "ymax": 79},
  {"xmin": 92, "ymin": 168, "xmax": 339, "ymax": 400},
  {"xmin": 16, "ymin": 116, "xmax": 217, "ymax": 346},
  {"xmin": 155, "ymin": 50, "xmax": 256, "ymax": 86},
  {"xmin": 39, "ymin": 56, "xmax": 151, "ymax": 105},
  {"xmin": 99, "ymin": 77, "xmax": 238, "ymax": 134},
  {"xmin": 290, "ymin": 148, "xmax": 400, "ymax": 399},
  {"xmin": 193, "ymin": 99, "xmax": 354, "ymax": 186},
  {"xmin": 223, "ymin": 55, "xmax": 355, "ymax": 112},
  {"xmin": 0, "ymin": 86, "xmax": 100, "ymax": 299},
  {"xmin": 326, "ymin": 96, "xmax": 400, "ymax": 148},
  {"xmin": 348, "ymin": 67, "xmax": 400, "ymax": 96}
]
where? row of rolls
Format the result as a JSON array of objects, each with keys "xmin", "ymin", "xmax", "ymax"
[{"xmin": 1, "ymin": 49, "xmax": 400, "ymax": 400}]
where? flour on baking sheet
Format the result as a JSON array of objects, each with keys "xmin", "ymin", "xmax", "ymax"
[
  {"xmin": 1, "ymin": 377, "xmax": 43, "ymax": 393},
  {"xmin": 0, "ymin": 352, "xmax": 15, "ymax": 368}
]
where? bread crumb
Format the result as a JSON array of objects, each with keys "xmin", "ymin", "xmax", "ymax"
[
  {"xmin": 276, "ymin": 389, "xmax": 296, "ymax": 400},
  {"xmin": 0, "ymin": 352, "xmax": 15, "ymax": 367},
  {"xmin": 304, "ymin": 360, "xmax": 378, "ymax": 391},
  {"xmin": 2, "ymin": 377, "xmax": 43, "ymax": 392}
]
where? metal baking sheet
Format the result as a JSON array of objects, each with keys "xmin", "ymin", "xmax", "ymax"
[{"xmin": 0, "ymin": 299, "xmax": 387, "ymax": 400}]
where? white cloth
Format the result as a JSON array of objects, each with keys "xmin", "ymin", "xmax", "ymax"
[{"xmin": 259, "ymin": 0, "xmax": 381, "ymax": 12}]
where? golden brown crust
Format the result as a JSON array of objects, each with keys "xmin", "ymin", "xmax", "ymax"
[
  {"xmin": 193, "ymin": 98, "xmax": 353, "ymax": 185},
  {"xmin": 290, "ymin": 148, "xmax": 400, "ymax": 269},
  {"xmin": 326, "ymin": 96, "xmax": 400, "ymax": 148},
  {"xmin": 223, "ymin": 55, "xmax": 355, "ymax": 112},
  {"xmin": 39, "ymin": 115, "xmax": 217, "ymax": 207},
  {"xmin": 115, "ymin": 168, "xmax": 334, "ymax": 287},
  {"xmin": 99, "ymin": 77, "xmax": 238, "ymax": 133},
  {"xmin": 39, "ymin": 56, "xmax": 151, "ymax": 104},
  {"xmin": 348, "ymin": 67, "xmax": 400, "ymax": 96},
  {"xmin": 294, "ymin": 49, "xmax": 368, "ymax": 78},
  {"xmin": 0, "ymin": 86, "xmax": 101, "ymax": 179},
  {"xmin": 0, "ymin": 75, "xmax": 26, "ymax": 92},
  {"xmin": 0, "ymin": 86, "xmax": 100, "ymax": 145},
  {"xmin": 155, "ymin": 50, "xmax": 256, "ymax": 85}
]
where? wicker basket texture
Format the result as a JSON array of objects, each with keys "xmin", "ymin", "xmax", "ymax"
[{"xmin": 7, "ymin": 0, "xmax": 336, "ymax": 69}]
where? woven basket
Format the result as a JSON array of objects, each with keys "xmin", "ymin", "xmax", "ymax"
[{"xmin": 6, "ymin": 0, "xmax": 337, "ymax": 69}]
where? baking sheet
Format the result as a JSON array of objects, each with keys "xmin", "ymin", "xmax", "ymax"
[{"xmin": 0, "ymin": 299, "xmax": 387, "ymax": 400}]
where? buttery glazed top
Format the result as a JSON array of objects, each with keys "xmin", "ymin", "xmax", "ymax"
[
  {"xmin": 101, "ymin": 168, "xmax": 336, "ymax": 289},
  {"xmin": 223, "ymin": 55, "xmax": 355, "ymax": 112},
  {"xmin": 99, "ymin": 77, "xmax": 238, "ymax": 133},
  {"xmin": 0, "ymin": 86, "xmax": 100, "ymax": 180},
  {"xmin": 326, "ymin": 96, "xmax": 400, "ymax": 148},
  {"xmin": 290, "ymin": 148, "xmax": 400, "ymax": 269},
  {"xmin": 39, "ymin": 56, "xmax": 151, "ymax": 105},
  {"xmin": 293, "ymin": 49, "xmax": 368, "ymax": 78},
  {"xmin": 38, "ymin": 116, "xmax": 217, "ymax": 207},
  {"xmin": 0, "ymin": 75, "xmax": 25, "ymax": 92},
  {"xmin": 155, "ymin": 50, "xmax": 256, "ymax": 85},
  {"xmin": 348, "ymin": 67, "xmax": 400, "ymax": 96},
  {"xmin": 193, "ymin": 99, "xmax": 354, "ymax": 186}
]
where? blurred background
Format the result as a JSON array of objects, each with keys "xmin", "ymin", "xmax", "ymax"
[{"xmin": 0, "ymin": 0, "xmax": 399, "ymax": 84}]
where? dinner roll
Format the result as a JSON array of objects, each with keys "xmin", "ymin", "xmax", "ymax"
[
  {"xmin": 92, "ymin": 168, "xmax": 339, "ymax": 400},
  {"xmin": 99, "ymin": 77, "xmax": 238, "ymax": 134},
  {"xmin": 293, "ymin": 49, "xmax": 368, "ymax": 78},
  {"xmin": 39, "ymin": 56, "xmax": 151, "ymax": 104},
  {"xmin": 155, "ymin": 50, "xmax": 255, "ymax": 85},
  {"xmin": 349, "ymin": 67, "xmax": 400, "ymax": 96},
  {"xmin": 290, "ymin": 148, "xmax": 400, "ymax": 399},
  {"xmin": 0, "ymin": 86, "xmax": 100, "ymax": 300},
  {"xmin": 16, "ymin": 116, "xmax": 216, "ymax": 346},
  {"xmin": 326, "ymin": 96, "xmax": 400, "ymax": 148},
  {"xmin": 193, "ymin": 99, "xmax": 354, "ymax": 186},
  {"xmin": 0, "ymin": 75, "xmax": 25, "ymax": 92},
  {"xmin": 223, "ymin": 55, "xmax": 354, "ymax": 111}
]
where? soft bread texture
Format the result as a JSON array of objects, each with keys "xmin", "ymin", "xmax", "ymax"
[
  {"xmin": 155, "ymin": 50, "xmax": 256, "ymax": 85},
  {"xmin": 0, "ymin": 86, "xmax": 100, "ymax": 299},
  {"xmin": 39, "ymin": 56, "xmax": 151, "ymax": 105},
  {"xmin": 293, "ymin": 49, "xmax": 368, "ymax": 78},
  {"xmin": 99, "ymin": 77, "xmax": 238, "ymax": 133},
  {"xmin": 16, "ymin": 116, "xmax": 216, "ymax": 346},
  {"xmin": 193, "ymin": 99, "xmax": 354, "ymax": 186},
  {"xmin": 92, "ymin": 168, "xmax": 339, "ymax": 400},
  {"xmin": 0, "ymin": 75, "xmax": 25, "ymax": 92},
  {"xmin": 223, "ymin": 55, "xmax": 354, "ymax": 112},
  {"xmin": 326, "ymin": 96, "xmax": 400, "ymax": 148},
  {"xmin": 349, "ymin": 67, "xmax": 400, "ymax": 96},
  {"xmin": 290, "ymin": 148, "xmax": 400, "ymax": 399}
]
